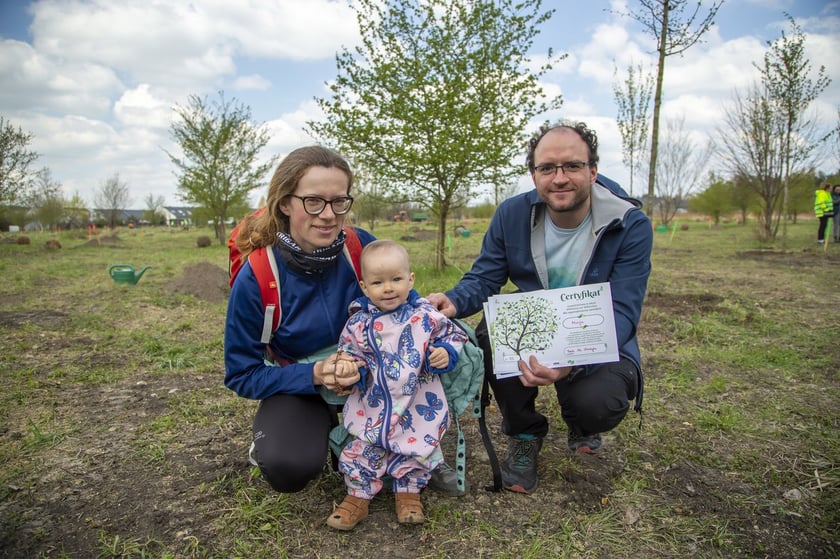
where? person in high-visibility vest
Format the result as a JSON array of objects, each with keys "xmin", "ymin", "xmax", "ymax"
[{"xmin": 814, "ymin": 183, "xmax": 834, "ymax": 245}]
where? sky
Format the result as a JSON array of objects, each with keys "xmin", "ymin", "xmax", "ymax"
[{"xmin": 1, "ymin": 0, "xmax": 839, "ymax": 209}]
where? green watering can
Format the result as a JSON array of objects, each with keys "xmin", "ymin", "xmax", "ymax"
[{"xmin": 109, "ymin": 264, "xmax": 151, "ymax": 285}]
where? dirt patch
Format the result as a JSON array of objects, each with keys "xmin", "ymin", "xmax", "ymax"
[
  {"xmin": 80, "ymin": 234, "xmax": 123, "ymax": 247},
  {"xmin": 399, "ymin": 228, "xmax": 437, "ymax": 242},
  {"xmin": 168, "ymin": 262, "xmax": 230, "ymax": 303},
  {"xmin": 0, "ymin": 245, "xmax": 837, "ymax": 558},
  {"xmin": 737, "ymin": 248, "xmax": 840, "ymax": 265},
  {"xmin": 644, "ymin": 291, "xmax": 723, "ymax": 315},
  {"xmin": 0, "ymin": 309, "xmax": 70, "ymax": 329}
]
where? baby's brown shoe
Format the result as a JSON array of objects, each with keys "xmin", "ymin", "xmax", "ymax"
[
  {"xmin": 326, "ymin": 495, "xmax": 370, "ymax": 531},
  {"xmin": 395, "ymin": 492, "xmax": 424, "ymax": 524}
]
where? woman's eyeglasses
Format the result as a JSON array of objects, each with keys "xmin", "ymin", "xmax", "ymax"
[{"xmin": 290, "ymin": 195, "xmax": 354, "ymax": 216}]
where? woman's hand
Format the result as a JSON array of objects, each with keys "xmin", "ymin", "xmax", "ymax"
[
  {"xmin": 314, "ymin": 351, "xmax": 360, "ymax": 394},
  {"xmin": 517, "ymin": 356, "xmax": 572, "ymax": 387}
]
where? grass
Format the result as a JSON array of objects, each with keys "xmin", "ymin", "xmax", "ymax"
[{"xmin": 0, "ymin": 216, "xmax": 838, "ymax": 558}]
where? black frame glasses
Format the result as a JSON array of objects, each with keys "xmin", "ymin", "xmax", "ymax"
[
  {"xmin": 289, "ymin": 194, "xmax": 354, "ymax": 216},
  {"xmin": 533, "ymin": 161, "xmax": 591, "ymax": 177}
]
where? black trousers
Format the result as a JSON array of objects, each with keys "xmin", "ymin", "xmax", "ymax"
[
  {"xmin": 476, "ymin": 318, "xmax": 639, "ymax": 439},
  {"xmin": 251, "ymin": 393, "xmax": 338, "ymax": 493},
  {"xmin": 817, "ymin": 215, "xmax": 831, "ymax": 241}
]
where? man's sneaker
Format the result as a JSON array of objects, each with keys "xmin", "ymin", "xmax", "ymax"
[
  {"xmin": 427, "ymin": 462, "xmax": 468, "ymax": 496},
  {"xmin": 501, "ymin": 434, "xmax": 542, "ymax": 494},
  {"xmin": 568, "ymin": 431, "xmax": 602, "ymax": 454}
]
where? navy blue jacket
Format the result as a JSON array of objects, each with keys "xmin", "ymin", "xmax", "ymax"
[
  {"xmin": 224, "ymin": 228, "xmax": 376, "ymax": 400},
  {"xmin": 446, "ymin": 175, "xmax": 652, "ymax": 407}
]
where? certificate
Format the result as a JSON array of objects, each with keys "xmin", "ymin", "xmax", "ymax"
[{"xmin": 483, "ymin": 282, "xmax": 619, "ymax": 378}]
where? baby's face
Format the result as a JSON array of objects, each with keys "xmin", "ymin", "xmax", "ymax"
[{"xmin": 359, "ymin": 250, "xmax": 414, "ymax": 312}]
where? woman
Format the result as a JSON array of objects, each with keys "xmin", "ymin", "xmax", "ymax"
[{"xmin": 224, "ymin": 146, "xmax": 461, "ymax": 494}]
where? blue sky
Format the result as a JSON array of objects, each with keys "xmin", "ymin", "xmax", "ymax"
[{"xmin": 1, "ymin": 0, "xmax": 838, "ymax": 207}]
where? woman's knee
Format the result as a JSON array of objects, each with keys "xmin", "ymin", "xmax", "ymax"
[{"xmin": 257, "ymin": 444, "xmax": 324, "ymax": 493}]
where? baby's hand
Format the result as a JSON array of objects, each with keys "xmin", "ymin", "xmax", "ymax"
[
  {"xmin": 335, "ymin": 360, "xmax": 360, "ymax": 388},
  {"xmin": 428, "ymin": 346, "xmax": 450, "ymax": 369}
]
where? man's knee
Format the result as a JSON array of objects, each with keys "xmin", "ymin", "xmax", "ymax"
[{"xmin": 571, "ymin": 392, "xmax": 630, "ymax": 434}]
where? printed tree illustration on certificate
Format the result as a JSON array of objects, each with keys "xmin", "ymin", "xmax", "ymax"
[{"xmin": 489, "ymin": 295, "xmax": 558, "ymax": 375}]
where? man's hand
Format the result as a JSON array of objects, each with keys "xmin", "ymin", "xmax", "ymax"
[
  {"xmin": 426, "ymin": 293, "xmax": 457, "ymax": 318},
  {"xmin": 517, "ymin": 355, "xmax": 572, "ymax": 387}
]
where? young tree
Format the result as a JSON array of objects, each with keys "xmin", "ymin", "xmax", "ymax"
[
  {"xmin": 308, "ymin": 0, "xmax": 562, "ymax": 269},
  {"xmin": 143, "ymin": 193, "xmax": 166, "ymax": 225},
  {"xmin": 94, "ymin": 173, "xmax": 131, "ymax": 229},
  {"xmin": 716, "ymin": 83, "xmax": 785, "ymax": 241},
  {"xmin": 730, "ymin": 173, "xmax": 759, "ymax": 226},
  {"xmin": 757, "ymin": 16, "xmax": 831, "ymax": 246},
  {"xmin": 30, "ymin": 167, "xmax": 65, "ymax": 230},
  {"xmin": 655, "ymin": 116, "xmax": 709, "ymax": 226},
  {"xmin": 352, "ymin": 174, "xmax": 393, "ymax": 232},
  {"xmin": 64, "ymin": 191, "xmax": 90, "ymax": 229},
  {"xmin": 834, "ymin": 110, "xmax": 840, "ymax": 167},
  {"xmin": 613, "ymin": 61, "xmax": 654, "ymax": 198},
  {"xmin": 0, "ymin": 116, "xmax": 39, "ymax": 205},
  {"xmin": 167, "ymin": 92, "xmax": 276, "ymax": 244},
  {"xmin": 620, "ymin": 0, "xmax": 723, "ymax": 217},
  {"xmin": 687, "ymin": 174, "xmax": 734, "ymax": 225}
]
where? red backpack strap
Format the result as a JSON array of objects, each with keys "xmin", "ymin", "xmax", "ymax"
[
  {"xmin": 342, "ymin": 226, "xmax": 363, "ymax": 279},
  {"xmin": 249, "ymin": 230, "xmax": 359, "ymax": 345},
  {"xmin": 247, "ymin": 246, "xmax": 282, "ymax": 344}
]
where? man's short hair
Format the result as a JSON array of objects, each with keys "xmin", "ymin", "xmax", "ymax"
[{"xmin": 526, "ymin": 121, "xmax": 600, "ymax": 171}]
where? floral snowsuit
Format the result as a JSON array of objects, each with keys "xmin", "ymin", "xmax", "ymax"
[{"xmin": 337, "ymin": 291, "xmax": 467, "ymax": 498}]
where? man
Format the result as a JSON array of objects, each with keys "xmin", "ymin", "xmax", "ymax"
[{"xmin": 428, "ymin": 121, "xmax": 652, "ymax": 494}]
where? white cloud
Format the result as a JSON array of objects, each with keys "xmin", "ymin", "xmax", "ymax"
[
  {"xmin": 2, "ymin": 0, "xmax": 838, "ymax": 208},
  {"xmin": 113, "ymin": 84, "xmax": 172, "ymax": 129},
  {"xmin": 232, "ymin": 74, "xmax": 271, "ymax": 91},
  {"xmin": 0, "ymin": 38, "xmax": 122, "ymax": 115}
]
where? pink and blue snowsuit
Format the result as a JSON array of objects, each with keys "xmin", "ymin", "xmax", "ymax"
[{"xmin": 337, "ymin": 290, "xmax": 467, "ymax": 498}]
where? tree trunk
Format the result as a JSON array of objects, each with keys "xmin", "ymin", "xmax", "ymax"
[
  {"xmin": 646, "ymin": 0, "xmax": 670, "ymax": 219},
  {"xmin": 435, "ymin": 209, "xmax": 448, "ymax": 270}
]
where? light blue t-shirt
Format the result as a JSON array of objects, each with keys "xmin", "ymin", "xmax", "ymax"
[{"xmin": 545, "ymin": 212, "xmax": 591, "ymax": 289}]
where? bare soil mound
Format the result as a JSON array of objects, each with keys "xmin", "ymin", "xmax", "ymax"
[
  {"xmin": 168, "ymin": 261, "xmax": 230, "ymax": 303},
  {"xmin": 80, "ymin": 234, "xmax": 123, "ymax": 247}
]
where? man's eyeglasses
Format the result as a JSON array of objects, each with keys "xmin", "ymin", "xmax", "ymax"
[
  {"xmin": 533, "ymin": 161, "xmax": 591, "ymax": 177},
  {"xmin": 290, "ymin": 195, "xmax": 354, "ymax": 216}
]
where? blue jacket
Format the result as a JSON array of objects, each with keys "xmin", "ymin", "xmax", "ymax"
[
  {"xmin": 446, "ymin": 175, "xmax": 652, "ymax": 408},
  {"xmin": 224, "ymin": 228, "xmax": 376, "ymax": 400}
]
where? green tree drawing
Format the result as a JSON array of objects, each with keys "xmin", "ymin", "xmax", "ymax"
[{"xmin": 491, "ymin": 296, "xmax": 558, "ymax": 360}]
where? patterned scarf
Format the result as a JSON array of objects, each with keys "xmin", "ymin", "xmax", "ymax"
[{"xmin": 275, "ymin": 229, "xmax": 347, "ymax": 275}]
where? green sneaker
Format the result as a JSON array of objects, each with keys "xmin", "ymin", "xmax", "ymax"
[
  {"xmin": 568, "ymin": 431, "xmax": 602, "ymax": 454},
  {"xmin": 501, "ymin": 435, "xmax": 542, "ymax": 494}
]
